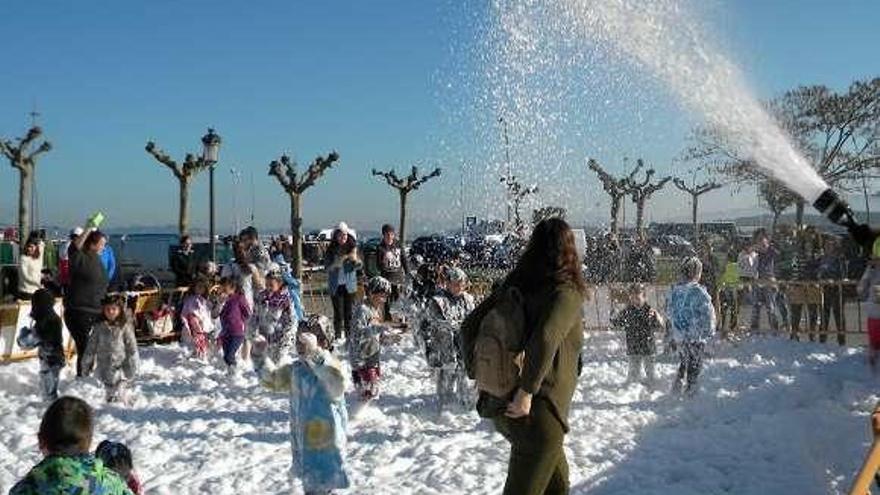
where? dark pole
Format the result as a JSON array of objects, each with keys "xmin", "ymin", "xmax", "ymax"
[
  {"xmin": 500, "ymin": 117, "xmax": 512, "ymax": 229},
  {"xmin": 210, "ymin": 164, "xmax": 216, "ymax": 261}
]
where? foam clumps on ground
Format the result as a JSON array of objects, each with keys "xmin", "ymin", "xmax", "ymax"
[{"xmin": 0, "ymin": 332, "xmax": 876, "ymax": 494}]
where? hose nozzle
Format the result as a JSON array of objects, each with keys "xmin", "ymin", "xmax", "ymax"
[{"xmin": 813, "ymin": 188, "xmax": 875, "ymax": 251}]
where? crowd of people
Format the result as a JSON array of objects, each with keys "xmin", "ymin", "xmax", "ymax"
[{"xmin": 9, "ymin": 215, "xmax": 880, "ymax": 494}]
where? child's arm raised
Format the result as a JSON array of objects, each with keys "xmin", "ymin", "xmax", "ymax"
[{"xmin": 252, "ymin": 338, "xmax": 294, "ymax": 393}]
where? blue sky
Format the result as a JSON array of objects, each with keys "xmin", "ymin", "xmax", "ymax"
[{"xmin": 1, "ymin": 1, "xmax": 878, "ymax": 235}]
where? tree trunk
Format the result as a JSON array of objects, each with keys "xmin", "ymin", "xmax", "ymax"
[
  {"xmin": 290, "ymin": 192, "xmax": 303, "ymax": 279},
  {"xmin": 610, "ymin": 194, "xmax": 621, "ymax": 236},
  {"xmin": 771, "ymin": 211, "xmax": 780, "ymax": 236},
  {"xmin": 692, "ymin": 194, "xmax": 699, "ymax": 242},
  {"xmin": 399, "ymin": 190, "xmax": 408, "ymax": 246},
  {"xmin": 179, "ymin": 177, "xmax": 190, "ymax": 236},
  {"xmin": 18, "ymin": 168, "xmax": 31, "ymax": 249},
  {"xmin": 795, "ymin": 201, "xmax": 805, "ymax": 231},
  {"xmin": 635, "ymin": 199, "xmax": 646, "ymax": 241}
]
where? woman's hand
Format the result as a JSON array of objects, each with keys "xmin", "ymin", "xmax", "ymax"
[{"xmin": 505, "ymin": 389, "xmax": 533, "ymax": 418}]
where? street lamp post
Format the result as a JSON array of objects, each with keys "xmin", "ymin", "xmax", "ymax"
[{"xmin": 201, "ymin": 128, "xmax": 222, "ymax": 261}]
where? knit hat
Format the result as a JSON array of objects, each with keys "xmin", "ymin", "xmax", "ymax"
[
  {"xmin": 445, "ymin": 266, "xmax": 468, "ymax": 284},
  {"xmin": 366, "ymin": 276, "xmax": 392, "ymax": 295},
  {"xmin": 336, "ymin": 222, "xmax": 350, "ymax": 235},
  {"xmin": 70, "ymin": 227, "xmax": 84, "ymax": 237}
]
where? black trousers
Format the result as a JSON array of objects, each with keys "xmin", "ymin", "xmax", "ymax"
[
  {"xmin": 330, "ymin": 287, "xmax": 354, "ymax": 339},
  {"xmin": 821, "ymin": 286, "xmax": 846, "ymax": 345},
  {"xmin": 64, "ymin": 308, "xmax": 100, "ymax": 377}
]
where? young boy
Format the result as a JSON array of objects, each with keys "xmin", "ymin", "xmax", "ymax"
[
  {"xmin": 10, "ymin": 397, "xmax": 133, "ymax": 494},
  {"xmin": 422, "ymin": 267, "xmax": 476, "ymax": 408},
  {"xmin": 17, "ymin": 288, "xmax": 65, "ymax": 401},
  {"xmin": 95, "ymin": 440, "xmax": 144, "ymax": 495},
  {"xmin": 350, "ymin": 276, "xmax": 392, "ymax": 401},
  {"xmin": 610, "ymin": 284, "xmax": 664, "ymax": 385}
]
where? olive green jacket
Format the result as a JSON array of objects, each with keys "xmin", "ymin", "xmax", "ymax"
[{"xmin": 463, "ymin": 281, "xmax": 584, "ymax": 431}]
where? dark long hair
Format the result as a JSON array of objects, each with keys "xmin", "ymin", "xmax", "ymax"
[{"xmin": 509, "ymin": 218, "xmax": 586, "ymax": 295}]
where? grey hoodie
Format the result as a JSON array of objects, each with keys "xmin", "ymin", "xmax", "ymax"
[{"xmin": 82, "ymin": 318, "xmax": 139, "ymax": 386}]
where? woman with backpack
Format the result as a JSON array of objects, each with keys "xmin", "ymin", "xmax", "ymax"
[{"xmin": 462, "ymin": 218, "xmax": 586, "ymax": 495}]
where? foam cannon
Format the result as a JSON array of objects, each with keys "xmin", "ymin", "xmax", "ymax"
[{"xmin": 813, "ymin": 188, "xmax": 877, "ymax": 253}]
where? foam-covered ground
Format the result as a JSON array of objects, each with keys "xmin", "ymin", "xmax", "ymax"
[{"xmin": 1, "ymin": 332, "xmax": 877, "ymax": 494}]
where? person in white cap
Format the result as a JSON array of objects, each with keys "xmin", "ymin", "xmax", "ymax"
[
  {"xmin": 251, "ymin": 328, "xmax": 350, "ymax": 494},
  {"xmin": 323, "ymin": 222, "xmax": 362, "ymax": 340}
]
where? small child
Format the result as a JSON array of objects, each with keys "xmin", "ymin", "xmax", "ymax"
[
  {"xmin": 217, "ymin": 276, "xmax": 251, "ymax": 376},
  {"xmin": 858, "ymin": 247, "xmax": 880, "ymax": 370},
  {"xmin": 82, "ymin": 295, "xmax": 139, "ymax": 403},
  {"xmin": 423, "ymin": 267, "xmax": 476, "ymax": 409},
  {"xmin": 10, "ymin": 397, "xmax": 133, "ymax": 494},
  {"xmin": 350, "ymin": 276, "xmax": 392, "ymax": 401},
  {"xmin": 95, "ymin": 440, "xmax": 144, "ymax": 495},
  {"xmin": 254, "ymin": 269, "xmax": 297, "ymax": 364},
  {"xmin": 180, "ymin": 277, "xmax": 215, "ymax": 360},
  {"xmin": 252, "ymin": 330, "xmax": 350, "ymax": 494},
  {"xmin": 17, "ymin": 288, "xmax": 66, "ymax": 401},
  {"xmin": 610, "ymin": 284, "xmax": 664, "ymax": 385}
]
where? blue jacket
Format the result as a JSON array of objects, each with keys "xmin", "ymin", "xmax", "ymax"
[
  {"xmin": 666, "ymin": 281, "xmax": 716, "ymax": 343},
  {"xmin": 100, "ymin": 246, "xmax": 117, "ymax": 281}
]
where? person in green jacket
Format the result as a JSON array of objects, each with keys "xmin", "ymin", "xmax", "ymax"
[
  {"xmin": 10, "ymin": 396, "xmax": 133, "ymax": 495},
  {"xmin": 718, "ymin": 249, "xmax": 741, "ymax": 340},
  {"xmin": 463, "ymin": 218, "xmax": 586, "ymax": 495}
]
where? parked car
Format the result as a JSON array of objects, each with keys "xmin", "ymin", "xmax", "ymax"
[{"xmin": 650, "ymin": 234, "xmax": 695, "ymax": 257}]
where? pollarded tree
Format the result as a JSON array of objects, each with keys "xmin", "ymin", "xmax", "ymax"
[
  {"xmin": 672, "ymin": 177, "xmax": 722, "ymax": 241},
  {"xmin": 145, "ymin": 136, "xmax": 217, "ymax": 236},
  {"xmin": 627, "ymin": 160, "xmax": 671, "ymax": 240},
  {"xmin": 269, "ymin": 151, "xmax": 340, "ymax": 278},
  {"xmin": 0, "ymin": 125, "xmax": 51, "ymax": 248},
  {"xmin": 587, "ymin": 158, "xmax": 640, "ymax": 236},
  {"xmin": 760, "ymin": 179, "xmax": 799, "ymax": 235},
  {"xmin": 372, "ymin": 166, "xmax": 441, "ymax": 245}
]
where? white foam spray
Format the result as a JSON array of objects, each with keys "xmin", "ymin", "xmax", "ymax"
[{"xmin": 558, "ymin": 0, "xmax": 828, "ymax": 202}]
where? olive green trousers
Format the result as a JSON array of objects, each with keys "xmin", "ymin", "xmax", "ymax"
[{"xmin": 492, "ymin": 398, "xmax": 569, "ymax": 495}]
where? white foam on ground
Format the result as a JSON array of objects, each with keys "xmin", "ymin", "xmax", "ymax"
[{"xmin": 0, "ymin": 332, "xmax": 876, "ymax": 494}]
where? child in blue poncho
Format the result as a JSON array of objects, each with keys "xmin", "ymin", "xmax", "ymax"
[{"xmin": 252, "ymin": 328, "xmax": 350, "ymax": 494}]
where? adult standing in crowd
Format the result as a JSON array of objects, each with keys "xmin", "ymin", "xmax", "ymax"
[
  {"xmin": 99, "ymin": 233, "xmax": 117, "ymax": 287},
  {"xmin": 376, "ymin": 224, "xmax": 407, "ymax": 318},
  {"xmin": 65, "ymin": 228, "xmax": 110, "ymax": 377},
  {"xmin": 221, "ymin": 239, "xmax": 262, "ymax": 360},
  {"xmin": 788, "ymin": 231, "xmax": 821, "ymax": 341},
  {"xmin": 817, "ymin": 237, "xmax": 847, "ymax": 345},
  {"xmin": 57, "ymin": 227, "xmax": 83, "ymax": 294},
  {"xmin": 17, "ymin": 235, "xmax": 45, "ymax": 300},
  {"xmin": 171, "ymin": 235, "xmax": 197, "ymax": 288},
  {"xmin": 666, "ymin": 256, "xmax": 716, "ymax": 396},
  {"xmin": 324, "ymin": 222, "xmax": 361, "ymax": 340},
  {"xmin": 624, "ymin": 237, "xmax": 656, "ymax": 283},
  {"xmin": 240, "ymin": 226, "xmax": 271, "ymax": 273},
  {"xmin": 463, "ymin": 218, "xmax": 586, "ymax": 495},
  {"xmin": 750, "ymin": 230, "xmax": 779, "ymax": 333}
]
